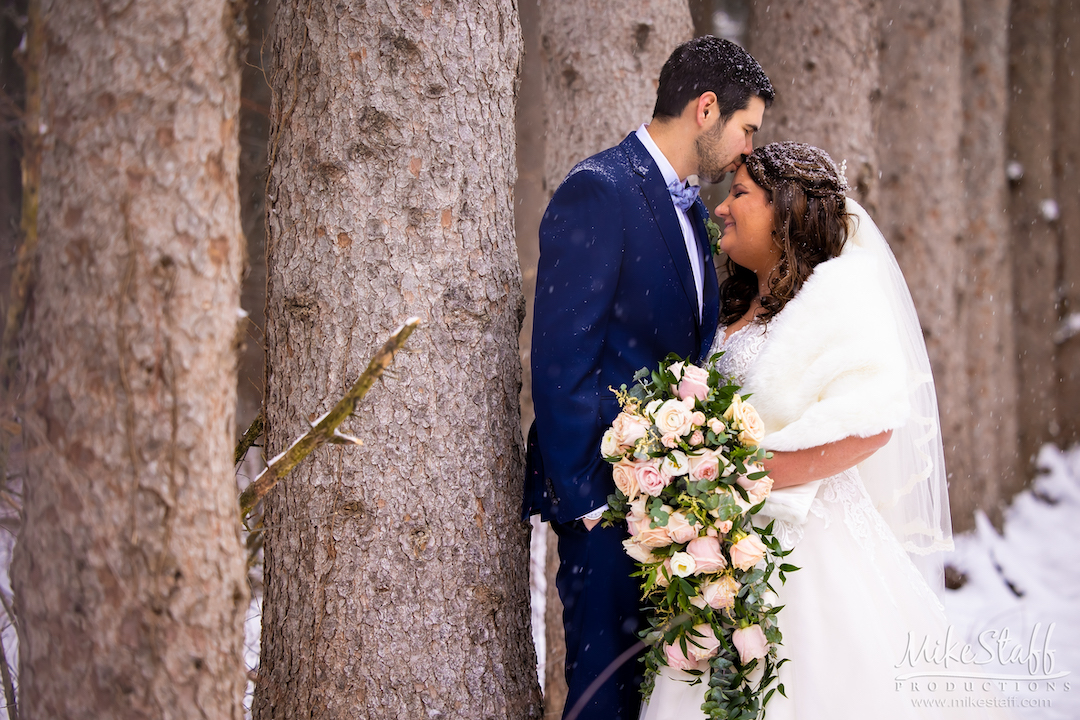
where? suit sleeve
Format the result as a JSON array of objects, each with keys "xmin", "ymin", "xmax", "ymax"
[{"xmin": 531, "ymin": 167, "xmax": 624, "ymax": 524}]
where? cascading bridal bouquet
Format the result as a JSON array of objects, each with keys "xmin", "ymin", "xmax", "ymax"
[{"xmin": 600, "ymin": 354, "xmax": 797, "ymax": 719}]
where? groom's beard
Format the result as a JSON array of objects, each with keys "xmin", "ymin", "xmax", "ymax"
[{"xmin": 694, "ymin": 124, "xmax": 733, "ymax": 184}]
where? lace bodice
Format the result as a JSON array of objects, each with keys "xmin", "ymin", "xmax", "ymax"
[{"xmin": 709, "ymin": 322, "xmax": 767, "ymax": 386}]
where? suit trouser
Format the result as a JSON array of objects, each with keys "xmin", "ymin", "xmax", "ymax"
[{"xmin": 553, "ymin": 518, "xmax": 645, "ymax": 720}]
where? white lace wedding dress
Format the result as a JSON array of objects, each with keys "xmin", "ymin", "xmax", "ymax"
[{"xmin": 639, "ymin": 322, "xmax": 1010, "ymax": 720}]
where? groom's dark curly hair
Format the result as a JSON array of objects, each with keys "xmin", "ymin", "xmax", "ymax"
[{"xmin": 653, "ymin": 36, "xmax": 775, "ymax": 122}]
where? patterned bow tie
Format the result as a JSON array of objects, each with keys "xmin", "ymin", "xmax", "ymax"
[{"xmin": 668, "ymin": 179, "xmax": 700, "ymax": 212}]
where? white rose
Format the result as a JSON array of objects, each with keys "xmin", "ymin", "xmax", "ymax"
[
  {"xmin": 600, "ymin": 428, "xmax": 620, "ymax": 458},
  {"xmin": 660, "ymin": 450, "xmax": 690, "ymax": 478},
  {"xmin": 670, "ymin": 551, "xmax": 697, "ymax": 578},
  {"xmin": 655, "ymin": 399, "xmax": 693, "ymax": 437}
]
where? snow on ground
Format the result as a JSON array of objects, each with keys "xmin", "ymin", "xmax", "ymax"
[{"xmin": 940, "ymin": 444, "xmax": 1080, "ymax": 719}]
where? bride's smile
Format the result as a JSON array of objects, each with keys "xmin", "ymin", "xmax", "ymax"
[{"xmin": 715, "ymin": 165, "xmax": 779, "ymax": 280}]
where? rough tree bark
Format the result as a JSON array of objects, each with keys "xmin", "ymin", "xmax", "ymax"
[
  {"xmin": 875, "ymin": 0, "xmax": 973, "ymax": 524},
  {"xmin": 533, "ymin": 2, "xmax": 692, "ymax": 715},
  {"xmin": 1008, "ymin": 0, "xmax": 1061, "ymax": 472},
  {"xmin": 539, "ymin": 0, "xmax": 693, "ymax": 193},
  {"xmin": 747, "ymin": 0, "xmax": 880, "ymax": 207},
  {"xmin": 958, "ymin": 0, "xmax": 1021, "ymax": 524},
  {"xmin": 11, "ymin": 0, "xmax": 250, "ymax": 717},
  {"xmin": 1054, "ymin": 0, "xmax": 1080, "ymax": 444},
  {"xmin": 254, "ymin": 1, "xmax": 540, "ymax": 718}
]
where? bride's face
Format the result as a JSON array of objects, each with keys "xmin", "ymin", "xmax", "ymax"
[{"xmin": 716, "ymin": 166, "xmax": 779, "ymax": 277}]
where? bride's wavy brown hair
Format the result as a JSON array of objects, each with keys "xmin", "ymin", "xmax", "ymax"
[{"xmin": 719, "ymin": 142, "xmax": 852, "ymax": 326}]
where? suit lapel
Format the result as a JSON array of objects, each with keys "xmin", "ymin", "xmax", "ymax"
[{"xmin": 622, "ymin": 136, "xmax": 700, "ymax": 325}]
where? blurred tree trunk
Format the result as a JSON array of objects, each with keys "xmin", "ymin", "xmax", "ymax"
[
  {"xmin": 534, "ymin": 2, "xmax": 692, "ymax": 715},
  {"xmin": 11, "ymin": 0, "xmax": 250, "ymax": 716},
  {"xmin": 1008, "ymin": 0, "xmax": 1061, "ymax": 472},
  {"xmin": 540, "ymin": 0, "xmax": 693, "ymax": 192},
  {"xmin": 875, "ymin": 0, "xmax": 973, "ymax": 526},
  {"xmin": 1054, "ymin": 0, "xmax": 1080, "ymax": 444},
  {"xmin": 747, "ymin": 0, "xmax": 880, "ymax": 207},
  {"xmin": 958, "ymin": 0, "xmax": 1020, "ymax": 526},
  {"xmin": 254, "ymin": 2, "xmax": 540, "ymax": 718},
  {"xmin": 237, "ymin": 0, "xmax": 274, "ymax": 435}
]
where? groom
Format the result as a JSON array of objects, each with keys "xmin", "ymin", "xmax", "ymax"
[{"xmin": 524, "ymin": 36, "xmax": 775, "ymax": 719}]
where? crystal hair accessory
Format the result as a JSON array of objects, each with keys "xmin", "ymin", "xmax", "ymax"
[{"xmin": 744, "ymin": 141, "xmax": 849, "ymax": 198}]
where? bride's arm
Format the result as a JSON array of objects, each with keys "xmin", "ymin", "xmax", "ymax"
[{"xmin": 761, "ymin": 430, "xmax": 892, "ymax": 489}]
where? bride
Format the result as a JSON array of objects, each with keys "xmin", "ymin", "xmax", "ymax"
[{"xmin": 641, "ymin": 142, "xmax": 1010, "ymax": 719}]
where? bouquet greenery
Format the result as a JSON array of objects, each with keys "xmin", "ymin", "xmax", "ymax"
[{"xmin": 600, "ymin": 353, "xmax": 796, "ymax": 719}]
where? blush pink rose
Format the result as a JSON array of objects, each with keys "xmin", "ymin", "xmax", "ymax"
[
  {"xmin": 737, "ymin": 472, "xmax": 774, "ymax": 506},
  {"xmin": 732, "ymin": 624, "xmax": 770, "ymax": 664},
  {"xmin": 686, "ymin": 536, "xmax": 727, "ymax": 574},
  {"xmin": 700, "ymin": 575, "xmax": 741, "ymax": 610},
  {"xmin": 689, "ymin": 430, "xmax": 705, "ymax": 447},
  {"xmin": 622, "ymin": 538, "xmax": 659, "ymax": 564},
  {"xmin": 636, "ymin": 514, "xmax": 674, "ymax": 548},
  {"xmin": 665, "ymin": 510, "xmax": 698, "ymax": 544},
  {"xmin": 664, "ymin": 640, "xmax": 708, "ymax": 672},
  {"xmin": 674, "ymin": 363, "xmax": 711, "ymax": 402},
  {"xmin": 612, "ymin": 412, "xmax": 650, "ymax": 447},
  {"xmin": 655, "ymin": 558, "xmax": 673, "ymax": 587},
  {"xmin": 690, "ymin": 411, "xmax": 707, "ymax": 427},
  {"xmin": 688, "ymin": 449, "xmax": 720, "ymax": 481},
  {"xmin": 625, "ymin": 497, "xmax": 648, "ymax": 536},
  {"xmin": 686, "ymin": 624, "xmax": 722, "ymax": 662},
  {"xmin": 667, "ymin": 362, "xmax": 709, "ymax": 402},
  {"xmin": 636, "ymin": 460, "xmax": 668, "ymax": 497},
  {"xmin": 612, "ymin": 460, "xmax": 641, "ymax": 500},
  {"xmin": 730, "ymin": 534, "xmax": 768, "ymax": 571},
  {"xmin": 715, "ymin": 519, "xmax": 733, "ymax": 535}
]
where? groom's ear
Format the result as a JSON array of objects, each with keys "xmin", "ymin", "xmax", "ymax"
[{"xmin": 694, "ymin": 92, "xmax": 719, "ymax": 129}]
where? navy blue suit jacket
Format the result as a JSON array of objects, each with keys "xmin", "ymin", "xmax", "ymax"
[{"xmin": 525, "ymin": 133, "xmax": 720, "ymax": 524}]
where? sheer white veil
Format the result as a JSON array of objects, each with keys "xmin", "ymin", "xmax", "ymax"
[{"xmin": 843, "ymin": 199, "xmax": 954, "ymax": 591}]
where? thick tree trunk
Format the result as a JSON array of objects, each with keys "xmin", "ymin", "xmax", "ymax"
[
  {"xmin": 533, "ymin": 3, "xmax": 692, "ymax": 715},
  {"xmin": 957, "ymin": 0, "xmax": 1020, "ymax": 528},
  {"xmin": 1008, "ymin": 0, "xmax": 1061, "ymax": 471},
  {"xmin": 875, "ymin": 0, "xmax": 972, "ymax": 523},
  {"xmin": 11, "ymin": 1, "xmax": 250, "ymax": 717},
  {"xmin": 254, "ymin": 2, "xmax": 539, "ymax": 718},
  {"xmin": 747, "ymin": 0, "xmax": 880, "ymax": 207},
  {"xmin": 539, "ymin": 0, "xmax": 693, "ymax": 193},
  {"xmin": 1054, "ymin": 0, "xmax": 1080, "ymax": 444}
]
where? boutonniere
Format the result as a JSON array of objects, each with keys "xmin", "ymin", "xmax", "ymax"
[{"xmin": 705, "ymin": 216, "xmax": 721, "ymax": 256}]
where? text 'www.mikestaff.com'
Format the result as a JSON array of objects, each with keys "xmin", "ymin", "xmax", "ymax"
[{"xmin": 910, "ymin": 697, "xmax": 1053, "ymax": 709}]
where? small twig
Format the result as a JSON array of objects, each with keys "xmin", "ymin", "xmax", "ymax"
[
  {"xmin": 235, "ymin": 410, "xmax": 264, "ymax": 465},
  {"xmin": 237, "ymin": 317, "xmax": 420, "ymax": 517}
]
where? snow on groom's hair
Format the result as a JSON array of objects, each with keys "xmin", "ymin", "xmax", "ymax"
[{"xmin": 653, "ymin": 36, "xmax": 774, "ymax": 122}]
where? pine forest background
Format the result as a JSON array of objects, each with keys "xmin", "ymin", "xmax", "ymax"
[{"xmin": 0, "ymin": 0, "xmax": 1075, "ymax": 717}]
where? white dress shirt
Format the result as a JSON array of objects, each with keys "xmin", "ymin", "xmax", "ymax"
[{"xmin": 636, "ymin": 123, "xmax": 704, "ymax": 320}]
